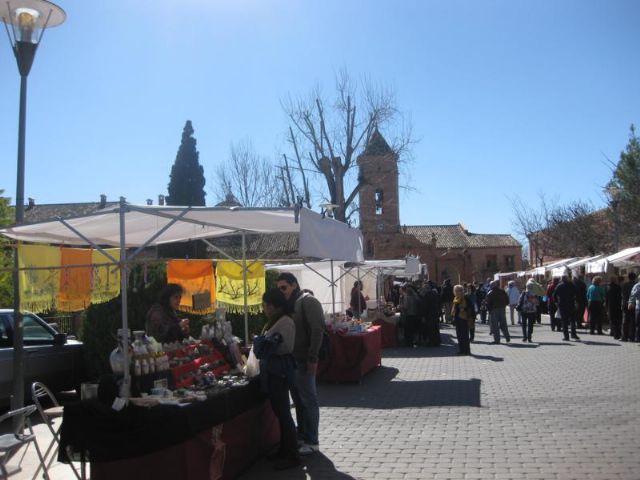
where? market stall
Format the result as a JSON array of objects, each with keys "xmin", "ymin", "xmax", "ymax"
[{"xmin": 0, "ymin": 201, "xmax": 364, "ymax": 478}]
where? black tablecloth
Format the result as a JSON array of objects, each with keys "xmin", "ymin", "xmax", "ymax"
[{"xmin": 59, "ymin": 379, "xmax": 265, "ymax": 463}]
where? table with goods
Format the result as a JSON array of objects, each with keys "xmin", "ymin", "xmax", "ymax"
[
  {"xmin": 317, "ymin": 315, "xmax": 382, "ymax": 383},
  {"xmin": 59, "ymin": 314, "xmax": 278, "ymax": 480}
]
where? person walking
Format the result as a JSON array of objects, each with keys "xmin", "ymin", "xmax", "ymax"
[
  {"xmin": 554, "ymin": 275, "xmax": 580, "ymax": 341},
  {"xmin": 621, "ymin": 272, "xmax": 637, "ymax": 341},
  {"xmin": 451, "ymin": 284, "xmax": 472, "ymax": 355},
  {"xmin": 574, "ymin": 276, "xmax": 588, "ymax": 329},
  {"xmin": 486, "ymin": 280, "xmax": 510, "ymax": 344},
  {"xmin": 476, "ymin": 282, "xmax": 488, "ymax": 324},
  {"xmin": 275, "ymin": 272, "xmax": 325, "ymax": 456},
  {"xmin": 547, "ymin": 278, "xmax": 560, "ymax": 331},
  {"xmin": 421, "ymin": 281, "xmax": 441, "ymax": 347},
  {"xmin": 400, "ymin": 283, "xmax": 421, "ymax": 347},
  {"xmin": 518, "ymin": 282, "xmax": 540, "ymax": 342},
  {"xmin": 627, "ymin": 277, "xmax": 640, "ymax": 343},
  {"xmin": 587, "ymin": 276, "xmax": 606, "ymax": 335},
  {"xmin": 606, "ymin": 276, "xmax": 623, "ymax": 339},
  {"xmin": 507, "ymin": 280, "xmax": 521, "ymax": 325},
  {"xmin": 441, "ymin": 279, "xmax": 454, "ymax": 324}
]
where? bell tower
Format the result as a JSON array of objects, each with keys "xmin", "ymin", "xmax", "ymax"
[{"xmin": 357, "ymin": 129, "xmax": 400, "ymax": 238}]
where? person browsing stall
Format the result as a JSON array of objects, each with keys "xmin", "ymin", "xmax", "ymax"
[
  {"xmin": 276, "ymin": 272, "xmax": 325, "ymax": 456},
  {"xmin": 145, "ymin": 283, "xmax": 190, "ymax": 343},
  {"xmin": 254, "ymin": 288, "xmax": 300, "ymax": 470}
]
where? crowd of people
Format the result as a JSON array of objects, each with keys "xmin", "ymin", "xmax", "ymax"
[{"xmin": 390, "ymin": 272, "xmax": 640, "ymax": 355}]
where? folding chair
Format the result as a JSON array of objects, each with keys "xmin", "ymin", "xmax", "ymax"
[
  {"xmin": 31, "ymin": 382, "xmax": 81, "ymax": 480},
  {"xmin": 0, "ymin": 405, "xmax": 48, "ymax": 479}
]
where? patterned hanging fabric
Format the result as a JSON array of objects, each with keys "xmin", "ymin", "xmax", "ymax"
[
  {"xmin": 90, "ymin": 248, "xmax": 121, "ymax": 304},
  {"xmin": 167, "ymin": 259, "xmax": 216, "ymax": 313},
  {"xmin": 58, "ymin": 247, "xmax": 92, "ymax": 312},
  {"xmin": 18, "ymin": 244, "xmax": 61, "ymax": 312},
  {"xmin": 215, "ymin": 260, "xmax": 265, "ymax": 313}
]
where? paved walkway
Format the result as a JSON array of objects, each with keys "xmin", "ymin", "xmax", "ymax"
[
  {"xmin": 240, "ymin": 319, "xmax": 640, "ymax": 480},
  {"xmin": 8, "ymin": 317, "xmax": 640, "ymax": 479}
]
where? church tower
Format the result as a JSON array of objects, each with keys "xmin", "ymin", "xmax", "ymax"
[{"xmin": 357, "ymin": 129, "xmax": 400, "ymax": 240}]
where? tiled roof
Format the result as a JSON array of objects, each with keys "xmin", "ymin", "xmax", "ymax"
[
  {"xmin": 404, "ymin": 224, "xmax": 521, "ymax": 249},
  {"xmin": 23, "ymin": 202, "xmax": 120, "ymax": 224},
  {"xmin": 205, "ymin": 232, "xmax": 300, "ymax": 259}
]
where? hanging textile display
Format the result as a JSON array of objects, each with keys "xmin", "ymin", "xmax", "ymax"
[
  {"xmin": 18, "ymin": 244, "xmax": 61, "ymax": 312},
  {"xmin": 90, "ymin": 248, "xmax": 121, "ymax": 304},
  {"xmin": 167, "ymin": 259, "xmax": 216, "ymax": 313},
  {"xmin": 215, "ymin": 260, "xmax": 265, "ymax": 313},
  {"xmin": 58, "ymin": 247, "xmax": 93, "ymax": 312}
]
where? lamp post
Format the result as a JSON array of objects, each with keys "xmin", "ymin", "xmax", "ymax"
[{"xmin": 1, "ymin": 0, "xmax": 65, "ymax": 426}]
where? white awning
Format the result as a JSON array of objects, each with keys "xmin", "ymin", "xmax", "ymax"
[
  {"xmin": 606, "ymin": 246, "xmax": 640, "ymax": 267},
  {"xmin": 585, "ymin": 247, "xmax": 640, "ymax": 274},
  {"xmin": 0, "ymin": 204, "xmax": 364, "ymax": 263}
]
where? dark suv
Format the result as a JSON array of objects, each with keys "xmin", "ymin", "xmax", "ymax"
[{"xmin": 0, "ymin": 309, "xmax": 84, "ymax": 406}]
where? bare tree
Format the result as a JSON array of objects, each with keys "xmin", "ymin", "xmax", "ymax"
[
  {"xmin": 213, "ymin": 140, "xmax": 285, "ymax": 207},
  {"xmin": 510, "ymin": 194, "xmax": 611, "ymax": 264},
  {"xmin": 281, "ymin": 70, "xmax": 414, "ymax": 223}
]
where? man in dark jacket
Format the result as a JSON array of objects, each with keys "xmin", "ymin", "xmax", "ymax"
[
  {"xmin": 276, "ymin": 272, "xmax": 325, "ymax": 456},
  {"xmin": 573, "ymin": 276, "xmax": 588, "ymax": 329},
  {"xmin": 486, "ymin": 280, "xmax": 510, "ymax": 344},
  {"xmin": 440, "ymin": 279, "xmax": 454, "ymax": 323},
  {"xmin": 607, "ymin": 276, "xmax": 623, "ymax": 339},
  {"xmin": 621, "ymin": 272, "xmax": 637, "ymax": 341},
  {"xmin": 554, "ymin": 275, "xmax": 580, "ymax": 341},
  {"xmin": 420, "ymin": 281, "xmax": 441, "ymax": 346}
]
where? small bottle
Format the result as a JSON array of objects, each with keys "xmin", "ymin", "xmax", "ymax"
[
  {"xmin": 134, "ymin": 359, "xmax": 142, "ymax": 376},
  {"xmin": 141, "ymin": 358, "xmax": 149, "ymax": 375}
]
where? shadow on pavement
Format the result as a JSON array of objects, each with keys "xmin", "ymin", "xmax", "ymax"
[
  {"xmin": 535, "ymin": 341, "xmax": 576, "ymax": 346},
  {"xmin": 318, "ymin": 370, "xmax": 481, "ymax": 409},
  {"xmin": 239, "ymin": 452, "xmax": 357, "ymax": 480},
  {"xmin": 579, "ymin": 340, "xmax": 621, "ymax": 347},
  {"xmin": 505, "ymin": 342, "xmax": 539, "ymax": 349},
  {"xmin": 470, "ymin": 354, "xmax": 504, "ymax": 362}
]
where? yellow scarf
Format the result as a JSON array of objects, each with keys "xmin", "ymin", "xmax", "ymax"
[
  {"xmin": 18, "ymin": 244, "xmax": 61, "ymax": 312},
  {"xmin": 215, "ymin": 260, "xmax": 265, "ymax": 313},
  {"xmin": 90, "ymin": 248, "xmax": 121, "ymax": 305}
]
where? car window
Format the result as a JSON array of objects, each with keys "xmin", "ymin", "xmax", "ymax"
[
  {"xmin": 23, "ymin": 315, "xmax": 54, "ymax": 342},
  {"xmin": 0, "ymin": 318, "xmax": 9, "ymax": 347}
]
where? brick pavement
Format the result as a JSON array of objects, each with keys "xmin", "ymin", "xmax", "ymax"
[
  {"xmin": 7, "ymin": 317, "xmax": 640, "ymax": 480},
  {"xmin": 240, "ymin": 318, "xmax": 640, "ymax": 480}
]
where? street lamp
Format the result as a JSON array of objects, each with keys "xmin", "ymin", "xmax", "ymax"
[{"xmin": 1, "ymin": 0, "xmax": 65, "ymax": 425}]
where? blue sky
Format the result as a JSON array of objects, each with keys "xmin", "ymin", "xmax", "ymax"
[{"xmin": 1, "ymin": 0, "xmax": 638, "ymax": 241}]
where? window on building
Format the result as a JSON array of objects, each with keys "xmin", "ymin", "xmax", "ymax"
[
  {"xmin": 375, "ymin": 189, "xmax": 383, "ymax": 215},
  {"xmin": 366, "ymin": 240, "xmax": 375, "ymax": 257},
  {"xmin": 486, "ymin": 255, "xmax": 498, "ymax": 269},
  {"xmin": 504, "ymin": 255, "xmax": 515, "ymax": 270}
]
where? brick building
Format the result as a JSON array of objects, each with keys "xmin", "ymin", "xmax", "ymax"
[{"xmin": 357, "ymin": 129, "xmax": 522, "ymax": 283}]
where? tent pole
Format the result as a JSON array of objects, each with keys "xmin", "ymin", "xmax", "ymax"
[
  {"xmin": 242, "ymin": 231, "xmax": 249, "ymax": 346},
  {"xmin": 331, "ymin": 259, "xmax": 336, "ymax": 321},
  {"xmin": 119, "ymin": 198, "xmax": 131, "ymax": 399}
]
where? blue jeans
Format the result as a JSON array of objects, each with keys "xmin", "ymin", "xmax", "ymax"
[
  {"xmin": 291, "ymin": 361, "xmax": 319, "ymax": 445},
  {"xmin": 490, "ymin": 308, "xmax": 510, "ymax": 342}
]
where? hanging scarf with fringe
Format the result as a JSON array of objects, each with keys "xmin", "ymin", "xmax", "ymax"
[
  {"xmin": 215, "ymin": 260, "xmax": 265, "ymax": 313},
  {"xmin": 18, "ymin": 244, "xmax": 61, "ymax": 312},
  {"xmin": 167, "ymin": 259, "xmax": 216, "ymax": 313},
  {"xmin": 90, "ymin": 248, "xmax": 121, "ymax": 304},
  {"xmin": 58, "ymin": 247, "xmax": 93, "ymax": 312}
]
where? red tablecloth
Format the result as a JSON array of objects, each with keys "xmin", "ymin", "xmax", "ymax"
[
  {"xmin": 90, "ymin": 400, "xmax": 278, "ymax": 480},
  {"xmin": 372, "ymin": 319, "xmax": 398, "ymax": 348},
  {"xmin": 317, "ymin": 325, "xmax": 382, "ymax": 383}
]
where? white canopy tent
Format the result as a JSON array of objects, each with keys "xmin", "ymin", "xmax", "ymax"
[
  {"xmin": 566, "ymin": 255, "xmax": 604, "ymax": 277},
  {"xmin": 267, "ymin": 258, "xmax": 418, "ymax": 315},
  {"xmin": 0, "ymin": 201, "xmax": 364, "ymax": 398},
  {"xmin": 585, "ymin": 246, "xmax": 640, "ymax": 274}
]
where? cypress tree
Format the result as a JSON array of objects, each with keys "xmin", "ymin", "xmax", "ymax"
[{"xmin": 167, "ymin": 120, "xmax": 206, "ymax": 206}]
